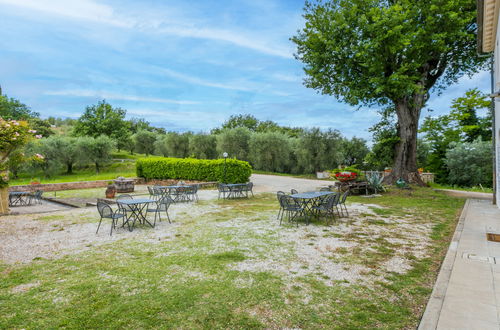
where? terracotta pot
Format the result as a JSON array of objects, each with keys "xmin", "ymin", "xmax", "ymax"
[
  {"xmin": 105, "ymin": 185, "xmax": 116, "ymax": 198},
  {"xmin": 0, "ymin": 187, "xmax": 9, "ymax": 215}
]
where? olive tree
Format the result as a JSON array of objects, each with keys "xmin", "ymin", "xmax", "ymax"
[
  {"xmin": 189, "ymin": 134, "xmax": 217, "ymax": 159},
  {"xmin": 76, "ymin": 136, "xmax": 115, "ymax": 173},
  {"xmin": 292, "ymin": 0, "xmax": 487, "ymax": 184},
  {"xmin": 215, "ymin": 127, "xmax": 251, "ymax": 161},
  {"xmin": 249, "ymin": 132, "xmax": 291, "ymax": 172}
]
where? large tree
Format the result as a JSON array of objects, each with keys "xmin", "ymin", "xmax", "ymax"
[
  {"xmin": 292, "ymin": 0, "xmax": 487, "ymax": 184},
  {"xmin": 73, "ymin": 100, "xmax": 129, "ymax": 141}
]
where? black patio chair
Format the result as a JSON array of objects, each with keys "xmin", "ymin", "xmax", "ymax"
[
  {"xmin": 276, "ymin": 191, "xmax": 286, "ymax": 220},
  {"xmin": 218, "ymin": 183, "xmax": 230, "ymax": 199},
  {"xmin": 117, "ymin": 194, "xmax": 133, "ymax": 200},
  {"xmin": 145, "ymin": 196, "xmax": 174, "ymax": 225},
  {"xmin": 96, "ymin": 201, "xmax": 126, "ymax": 235},
  {"xmin": 244, "ymin": 182, "xmax": 254, "ymax": 197},
  {"xmin": 147, "ymin": 186, "xmax": 155, "ymax": 199},
  {"xmin": 291, "ymin": 189, "xmax": 298, "ymax": 195},
  {"xmin": 320, "ymin": 187, "xmax": 331, "ymax": 192},
  {"xmin": 312, "ymin": 193, "xmax": 339, "ymax": 225},
  {"xmin": 30, "ymin": 190, "xmax": 43, "ymax": 205},
  {"xmin": 280, "ymin": 195, "xmax": 304, "ymax": 227},
  {"xmin": 339, "ymin": 190, "xmax": 349, "ymax": 217},
  {"xmin": 186, "ymin": 184, "xmax": 199, "ymax": 202}
]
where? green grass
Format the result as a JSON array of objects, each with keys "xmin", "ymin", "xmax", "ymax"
[
  {"xmin": 429, "ymin": 182, "xmax": 493, "ymax": 193},
  {"xmin": 0, "ymin": 189, "xmax": 464, "ymax": 328}
]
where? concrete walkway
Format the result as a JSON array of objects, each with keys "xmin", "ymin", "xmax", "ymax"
[{"xmin": 419, "ymin": 198, "xmax": 500, "ymax": 329}]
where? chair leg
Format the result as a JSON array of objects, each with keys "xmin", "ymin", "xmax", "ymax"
[
  {"xmin": 166, "ymin": 210, "xmax": 171, "ymax": 223},
  {"xmin": 96, "ymin": 217, "xmax": 103, "ymax": 234},
  {"xmin": 110, "ymin": 218, "xmax": 115, "ymax": 236}
]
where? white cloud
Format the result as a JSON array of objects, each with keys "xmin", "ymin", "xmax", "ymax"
[
  {"xmin": 0, "ymin": 0, "xmax": 293, "ymax": 58},
  {"xmin": 45, "ymin": 89, "xmax": 200, "ymax": 105},
  {"xmin": 0, "ymin": 0, "xmax": 129, "ymax": 27},
  {"xmin": 161, "ymin": 68, "xmax": 253, "ymax": 92}
]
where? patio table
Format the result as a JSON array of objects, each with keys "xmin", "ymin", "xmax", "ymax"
[
  {"xmin": 8, "ymin": 191, "xmax": 32, "ymax": 206},
  {"xmin": 290, "ymin": 191, "xmax": 336, "ymax": 224},
  {"xmin": 225, "ymin": 183, "xmax": 247, "ymax": 199},
  {"xmin": 117, "ymin": 198, "xmax": 155, "ymax": 231},
  {"xmin": 158, "ymin": 185, "xmax": 192, "ymax": 202}
]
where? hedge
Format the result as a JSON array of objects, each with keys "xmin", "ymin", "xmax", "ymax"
[{"xmin": 136, "ymin": 157, "xmax": 252, "ymax": 183}]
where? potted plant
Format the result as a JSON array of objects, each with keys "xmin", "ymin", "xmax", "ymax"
[
  {"xmin": 105, "ymin": 181, "xmax": 116, "ymax": 198},
  {"xmin": 330, "ymin": 166, "xmax": 362, "ymax": 182}
]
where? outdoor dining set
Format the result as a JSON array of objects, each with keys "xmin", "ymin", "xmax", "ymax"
[
  {"xmin": 8, "ymin": 190, "xmax": 43, "ymax": 207},
  {"xmin": 96, "ymin": 183, "xmax": 200, "ymax": 235},
  {"xmin": 276, "ymin": 188, "xmax": 349, "ymax": 226},
  {"xmin": 217, "ymin": 182, "xmax": 253, "ymax": 199}
]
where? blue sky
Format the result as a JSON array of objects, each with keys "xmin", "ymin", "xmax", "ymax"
[{"xmin": 0, "ymin": 0, "xmax": 490, "ymax": 141}]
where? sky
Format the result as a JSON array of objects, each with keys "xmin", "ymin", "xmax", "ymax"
[{"xmin": 0, "ymin": 0, "xmax": 491, "ymax": 141}]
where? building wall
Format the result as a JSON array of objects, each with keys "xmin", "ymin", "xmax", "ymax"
[{"xmin": 494, "ymin": 20, "xmax": 500, "ymax": 207}]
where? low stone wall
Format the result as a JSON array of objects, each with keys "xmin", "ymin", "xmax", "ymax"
[
  {"xmin": 9, "ymin": 178, "xmax": 217, "ymax": 192},
  {"xmin": 9, "ymin": 178, "xmax": 145, "ymax": 192}
]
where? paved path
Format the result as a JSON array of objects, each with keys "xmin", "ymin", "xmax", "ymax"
[
  {"xmin": 419, "ymin": 199, "xmax": 500, "ymax": 329},
  {"xmin": 250, "ymin": 174, "xmax": 329, "ymax": 193}
]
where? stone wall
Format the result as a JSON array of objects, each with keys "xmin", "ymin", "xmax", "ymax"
[{"xmin": 9, "ymin": 178, "xmax": 216, "ymax": 192}]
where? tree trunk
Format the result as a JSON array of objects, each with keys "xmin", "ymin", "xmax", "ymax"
[
  {"xmin": 95, "ymin": 162, "xmax": 100, "ymax": 174},
  {"xmin": 66, "ymin": 162, "xmax": 73, "ymax": 174},
  {"xmin": 384, "ymin": 96, "xmax": 426, "ymax": 186}
]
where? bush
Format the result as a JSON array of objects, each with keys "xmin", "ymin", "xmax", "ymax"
[
  {"xmin": 136, "ymin": 157, "xmax": 252, "ymax": 183},
  {"xmin": 445, "ymin": 139, "xmax": 492, "ymax": 187}
]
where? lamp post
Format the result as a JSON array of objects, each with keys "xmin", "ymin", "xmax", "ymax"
[{"xmin": 222, "ymin": 152, "xmax": 228, "ymax": 183}]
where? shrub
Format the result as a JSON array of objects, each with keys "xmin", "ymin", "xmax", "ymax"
[
  {"xmin": 136, "ymin": 157, "xmax": 252, "ymax": 183},
  {"xmin": 445, "ymin": 139, "xmax": 492, "ymax": 187}
]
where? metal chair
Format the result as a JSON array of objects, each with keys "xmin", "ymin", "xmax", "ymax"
[
  {"xmin": 147, "ymin": 186, "xmax": 155, "ymax": 199},
  {"xmin": 30, "ymin": 190, "xmax": 43, "ymax": 205},
  {"xmin": 312, "ymin": 193, "xmax": 339, "ymax": 225},
  {"xmin": 339, "ymin": 190, "xmax": 349, "ymax": 217},
  {"xmin": 218, "ymin": 183, "xmax": 230, "ymax": 199},
  {"xmin": 280, "ymin": 195, "xmax": 304, "ymax": 227},
  {"xmin": 276, "ymin": 191, "xmax": 286, "ymax": 220},
  {"xmin": 145, "ymin": 196, "xmax": 174, "ymax": 225},
  {"xmin": 117, "ymin": 194, "xmax": 133, "ymax": 200},
  {"xmin": 186, "ymin": 185, "xmax": 199, "ymax": 202},
  {"xmin": 96, "ymin": 201, "xmax": 126, "ymax": 235},
  {"xmin": 245, "ymin": 182, "xmax": 254, "ymax": 197},
  {"xmin": 291, "ymin": 189, "xmax": 298, "ymax": 195},
  {"xmin": 320, "ymin": 187, "xmax": 331, "ymax": 192}
]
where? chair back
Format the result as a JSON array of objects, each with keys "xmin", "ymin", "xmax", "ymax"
[
  {"xmin": 290, "ymin": 189, "xmax": 298, "ymax": 195},
  {"xmin": 340, "ymin": 191, "xmax": 349, "ymax": 203},
  {"xmin": 246, "ymin": 182, "xmax": 253, "ymax": 191},
  {"xmin": 97, "ymin": 201, "xmax": 113, "ymax": 218},
  {"xmin": 147, "ymin": 186, "xmax": 154, "ymax": 196},
  {"xmin": 34, "ymin": 190, "xmax": 43, "ymax": 199},
  {"xmin": 158, "ymin": 196, "xmax": 174, "ymax": 211}
]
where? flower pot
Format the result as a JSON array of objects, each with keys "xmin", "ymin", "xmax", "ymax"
[{"xmin": 105, "ymin": 185, "xmax": 116, "ymax": 198}]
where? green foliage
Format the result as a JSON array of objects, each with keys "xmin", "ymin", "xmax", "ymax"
[
  {"xmin": 421, "ymin": 89, "xmax": 492, "ymax": 182},
  {"xmin": 133, "ymin": 130, "xmax": 157, "ymax": 156},
  {"xmin": 73, "ymin": 100, "xmax": 129, "ymax": 141},
  {"xmin": 76, "ymin": 135, "xmax": 115, "ymax": 173},
  {"xmin": 39, "ymin": 136, "xmax": 79, "ymax": 174},
  {"xmin": 136, "ymin": 157, "xmax": 252, "ymax": 183},
  {"xmin": 211, "ymin": 114, "xmax": 303, "ymax": 137},
  {"xmin": 294, "ymin": 128, "xmax": 343, "ymax": 173},
  {"xmin": 248, "ymin": 132, "xmax": 291, "ymax": 172},
  {"xmin": 445, "ymin": 139, "xmax": 492, "ymax": 187},
  {"xmin": 154, "ymin": 132, "xmax": 191, "ymax": 158},
  {"xmin": 0, "ymin": 94, "xmax": 39, "ymax": 120},
  {"xmin": 292, "ymin": 0, "xmax": 487, "ymax": 178},
  {"xmin": 189, "ymin": 134, "xmax": 217, "ymax": 159},
  {"xmin": 216, "ymin": 127, "xmax": 251, "ymax": 161},
  {"xmin": 342, "ymin": 137, "xmax": 369, "ymax": 166}
]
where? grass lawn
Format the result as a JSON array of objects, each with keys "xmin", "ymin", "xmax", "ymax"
[
  {"xmin": 429, "ymin": 182, "xmax": 493, "ymax": 193},
  {"xmin": 0, "ymin": 188, "xmax": 464, "ymax": 328}
]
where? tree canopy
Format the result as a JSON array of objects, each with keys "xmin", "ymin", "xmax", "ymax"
[
  {"xmin": 73, "ymin": 100, "xmax": 129, "ymax": 141},
  {"xmin": 292, "ymin": 0, "xmax": 488, "ymax": 184}
]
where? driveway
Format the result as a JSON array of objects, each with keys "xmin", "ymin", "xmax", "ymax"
[{"xmin": 250, "ymin": 174, "xmax": 331, "ymax": 193}]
